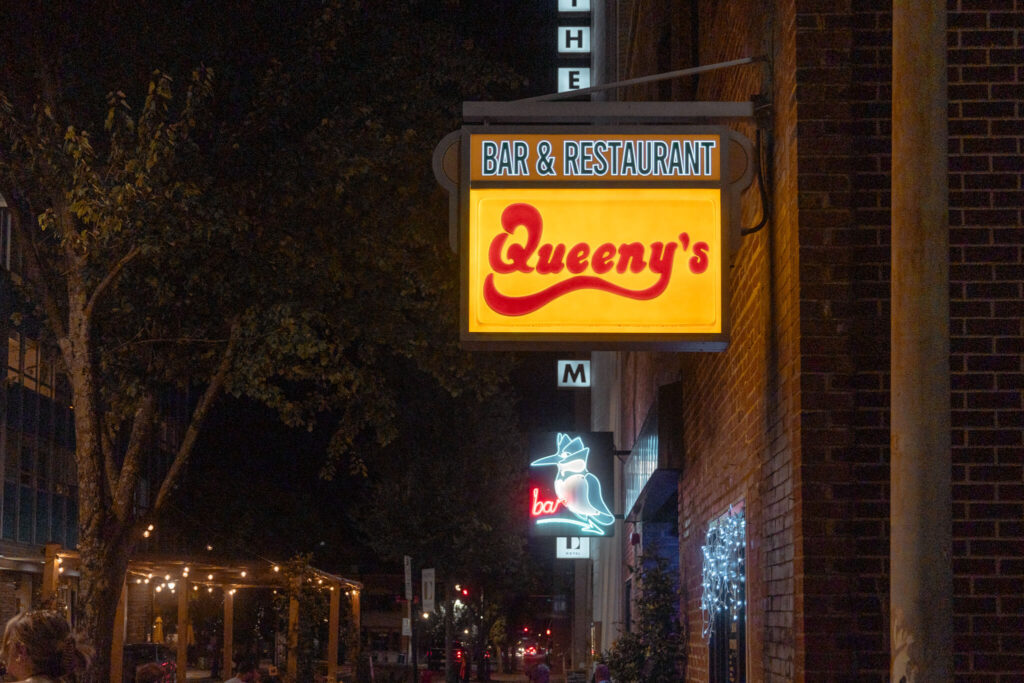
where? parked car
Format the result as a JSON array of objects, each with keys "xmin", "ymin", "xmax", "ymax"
[
  {"xmin": 426, "ymin": 643, "xmax": 467, "ymax": 671},
  {"xmin": 122, "ymin": 643, "xmax": 176, "ymax": 683}
]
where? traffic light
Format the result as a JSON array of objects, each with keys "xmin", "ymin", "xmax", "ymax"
[
  {"xmin": 461, "ymin": 587, "xmax": 470, "ymax": 597},
  {"xmin": 545, "ymin": 628, "xmax": 551, "ymax": 636}
]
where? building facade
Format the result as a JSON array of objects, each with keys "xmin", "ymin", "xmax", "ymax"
[
  {"xmin": 587, "ymin": 1, "xmax": 1022, "ymax": 681},
  {"xmin": 0, "ymin": 196, "xmax": 82, "ymax": 619}
]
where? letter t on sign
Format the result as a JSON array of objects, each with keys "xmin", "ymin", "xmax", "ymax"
[{"xmin": 557, "ymin": 360, "xmax": 591, "ymax": 388}]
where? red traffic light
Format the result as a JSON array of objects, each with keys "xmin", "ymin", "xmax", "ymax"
[
  {"xmin": 462, "ymin": 588, "xmax": 469, "ymax": 596},
  {"xmin": 523, "ymin": 626, "xmax": 529, "ymax": 632},
  {"xmin": 545, "ymin": 629, "xmax": 551, "ymax": 636}
]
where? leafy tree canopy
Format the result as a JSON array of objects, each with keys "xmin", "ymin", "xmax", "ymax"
[{"xmin": 0, "ymin": 1, "xmax": 525, "ymax": 677}]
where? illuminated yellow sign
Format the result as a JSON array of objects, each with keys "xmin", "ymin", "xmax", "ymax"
[
  {"xmin": 440, "ymin": 126, "xmax": 749, "ymax": 350},
  {"xmin": 468, "ymin": 187, "xmax": 722, "ymax": 335}
]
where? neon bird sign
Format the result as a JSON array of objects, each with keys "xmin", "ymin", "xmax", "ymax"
[{"xmin": 529, "ymin": 432, "xmax": 614, "ymax": 537}]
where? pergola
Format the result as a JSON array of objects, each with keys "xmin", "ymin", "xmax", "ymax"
[{"xmin": 42, "ymin": 545, "xmax": 361, "ymax": 683}]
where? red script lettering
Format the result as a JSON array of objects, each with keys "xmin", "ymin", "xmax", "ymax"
[
  {"xmin": 485, "ymin": 203, "xmax": 708, "ymax": 316},
  {"xmin": 531, "ymin": 488, "xmax": 565, "ymax": 516}
]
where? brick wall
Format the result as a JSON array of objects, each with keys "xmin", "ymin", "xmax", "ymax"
[
  {"xmin": 947, "ymin": 0, "xmax": 1024, "ymax": 678},
  {"xmin": 613, "ymin": 1, "xmax": 800, "ymax": 681},
  {"xmin": 793, "ymin": 0, "xmax": 891, "ymax": 680},
  {"xmin": 792, "ymin": 0, "xmax": 1024, "ymax": 680},
  {"xmin": 614, "ymin": 0, "xmax": 1021, "ymax": 680}
]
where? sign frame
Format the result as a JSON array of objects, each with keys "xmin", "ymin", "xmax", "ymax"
[{"xmin": 456, "ymin": 124, "xmax": 747, "ymax": 351}]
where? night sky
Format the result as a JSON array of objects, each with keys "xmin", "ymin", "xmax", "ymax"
[{"xmin": 174, "ymin": 2, "xmax": 571, "ymax": 571}]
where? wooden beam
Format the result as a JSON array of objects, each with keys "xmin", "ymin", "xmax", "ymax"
[
  {"xmin": 111, "ymin": 581, "xmax": 127, "ymax": 683},
  {"xmin": 224, "ymin": 587, "xmax": 235, "ymax": 679},
  {"xmin": 287, "ymin": 588, "xmax": 299, "ymax": 681},
  {"xmin": 350, "ymin": 589, "xmax": 361, "ymax": 668},
  {"xmin": 177, "ymin": 581, "xmax": 189, "ymax": 683},
  {"xmin": 42, "ymin": 543, "xmax": 61, "ymax": 606},
  {"xmin": 327, "ymin": 585, "xmax": 340, "ymax": 681}
]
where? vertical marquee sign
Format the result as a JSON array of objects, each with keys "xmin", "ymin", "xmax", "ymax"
[
  {"xmin": 434, "ymin": 122, "xmax": 753, "ymax": 350},
  {"xmin": 529, "ymin": 432, "xmax": 615, "ymax": 537},
  {"xmin": 556, "ymin": 0, "xmax": 591, "ymax": 93}
]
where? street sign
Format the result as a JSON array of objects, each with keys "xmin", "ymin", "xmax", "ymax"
[
  {"xmin": 422, "ymin": 568, "xmax": 436, "ymax": 612},
  {"xmin": 557, "ymin": 360, "xmax": 590, "ymax": 387},
  {"xmin": 556, "ymin": 537, "xmax": 591, "ymax": 558},
  {"xmin": 404, "ymin": 555, "xmax": 412, "ymax": 601}
]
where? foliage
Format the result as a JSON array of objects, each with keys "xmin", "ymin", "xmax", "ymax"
[
  {"xmin": 603, "ymin": 553, "xmax": 685, "ymax": 683},
  {"xmin": 271, "ymin": 554, "xmax": 348, "ymax": 682},
  {"xmin": 0, "ymin": 1, "xmax": 525, "ymax": 678}
]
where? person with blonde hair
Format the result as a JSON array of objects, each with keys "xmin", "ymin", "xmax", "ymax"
[{"xmin": 0, "ymin": 610, "xmax": 92, "ymax": 682}]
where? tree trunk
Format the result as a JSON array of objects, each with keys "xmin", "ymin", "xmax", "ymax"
[{"xmin": 75, "ymin": 509, "xmax": 131, "ymax": 683}]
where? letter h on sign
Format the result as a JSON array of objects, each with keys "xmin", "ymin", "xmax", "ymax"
[
  {"xmin": 557, "ymin": 360, "xmax": 590, "ymax": 388},
  {"xmin": 558, "ymin": 27, "xmax": 591, "ymax": 54}
]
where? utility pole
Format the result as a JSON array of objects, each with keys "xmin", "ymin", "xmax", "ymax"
[{"xmin": 891, "ymin": 1, "xmax": 952, "ymax": 681}]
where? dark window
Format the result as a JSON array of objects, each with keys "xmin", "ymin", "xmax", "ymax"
[
  {"xmin": 36, "ymin": 490, "xmax": 49, "ymax": 542},
  {"xmin": 67, "ymin": 496, "xmax": 78, "ymax": 548},
  {"xmin": 623, "ymin": 579, "xmax": 632, "ymax": 633},
  {"xmin": 2, "ymin": 482, "xmax": 16, "ymax": 540},
  {"xmin": 6, "ymin": 384, "xmax": 20, "ymax": 428},
  {"xmin": 18, "ymin": 485, "xmax": 33, "ymax": 542},
  {"xmin": 51, "ymin": 494, "xmax": 66, "ymax": 545}
]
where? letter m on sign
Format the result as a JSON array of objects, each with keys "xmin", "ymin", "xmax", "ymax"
[{"xmin": 557, "ymin": 360, "xmax": 591, "ymax": 388}]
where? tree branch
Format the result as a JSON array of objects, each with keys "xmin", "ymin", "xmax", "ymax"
[
  {"xmin": 83, "ymin": 245, "xmax": 141, "ymax": 324},
  {"xmin": 153, "ymin": 324, "xmax": 240, "ymax": 512},
  {"xmin": 113, "ymin": 394, "xmax": 157, "ymax": 522}
]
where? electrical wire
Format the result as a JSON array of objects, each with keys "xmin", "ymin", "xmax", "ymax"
[{"xmin": 740, "ymin": 126, "xmax": 772, "ymax": 236}]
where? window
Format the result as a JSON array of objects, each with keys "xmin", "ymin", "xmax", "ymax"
[
  {"xmin": 6, "ymin": 332, "xmax": 20, "ymax": 384},
  {"xmin": 6, "ymin": 332, "xmax": 57, "ymax": 399},
  {"xmin": 18, "ymin": 485, "xmax": 34, "ymax": 542},
  {"xmin": 35, "ymin": 490, "xmax": 49, "ymax": 542},
  {"xmin": 701, "ymin": 507, "xmax": 746, "ymax": 683},
  {"xmin": 2, "ymin": 481, "xmax": 16, "ymax": 540},
  {"xmin": 0, "ymin": 205, "xmax": 10, "ymax": 271}
]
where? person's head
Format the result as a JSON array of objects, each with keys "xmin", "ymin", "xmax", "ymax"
[
  {"xmin": 135, "ymin": 661, "xmax": 166, "ymax": 683},
  {"xmin": 237, "ymin": 661, "xmax": 258, "ymax": 682},
  {"xmin": 0, "ymin": 610, "xmax": 92, "ymax": 680},
  {"xmin": 594, "ymin": 663, "xmax": 611, "ymax": 681}
]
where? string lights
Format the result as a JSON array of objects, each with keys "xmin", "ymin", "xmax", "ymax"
[{"xmin": 700, "ymin": 508, "xmax": 746, "ymax": 639}]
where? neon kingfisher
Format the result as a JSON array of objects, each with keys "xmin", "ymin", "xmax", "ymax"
[{"xmin": 531, "ymin": 433, "xmax": 614, "ymax": 535}]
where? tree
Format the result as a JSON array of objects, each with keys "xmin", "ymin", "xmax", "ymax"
[
  {"xmin": 603, "ymin": 553, "xmax": 685, "ymax": 683},
  {"xmin": 0, "ymin": 2, "xmax": 521, "ymax": 678},
  {"xmin": 351, "ymin": 364, "xmax": 530, "ymax": 683}
]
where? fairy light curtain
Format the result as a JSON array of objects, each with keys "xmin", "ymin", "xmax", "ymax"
[{"xmin": 700, "ymin": 506, "xmax": 746, "ymax": 639}]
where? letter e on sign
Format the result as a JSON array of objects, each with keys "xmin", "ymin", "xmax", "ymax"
[{"xmin": 557, "ymin": 360, "xmax": 590, "ymax": 388}]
